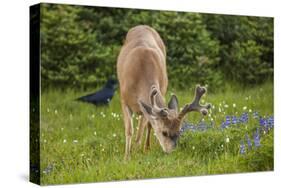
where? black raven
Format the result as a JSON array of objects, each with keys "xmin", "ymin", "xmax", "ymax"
[{"xmin": 76, "ymin": 79, "xmax": 118, "ymax": 105}]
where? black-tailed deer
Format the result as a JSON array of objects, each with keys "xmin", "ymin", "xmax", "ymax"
[{"xmin": 117, "ymin": 25, "xmax": 211, "ymax": 159}]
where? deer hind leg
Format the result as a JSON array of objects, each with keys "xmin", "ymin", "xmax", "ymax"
[
  {"xmin": 135, "ymin": 115, "xmax": 147, "ymax": 146},
  {"xmin": 121, "ymin": 103, "xmax": 133, "ymax": 160},
  {"xmin": 144, "ymin": 122, "xmax": 152, "ymax": 151}
]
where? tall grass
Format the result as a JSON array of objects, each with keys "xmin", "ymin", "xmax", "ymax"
[{"xmin": 39, "ymin": 82, "xmax": 273, "ymax": 185}]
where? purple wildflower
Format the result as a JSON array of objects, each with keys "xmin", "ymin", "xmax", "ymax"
[
  {"xmin": 225, "ymin": 116, "xmax": 231, "ymax": 125},
  {"xmin": 268, "ymin": 116, "xmax": 274, "ymax": 129},
  {"xmin": 221, "ymin": 121, "xmax": 227, "ymax": 129},
  {"xmin": 254, "ymin": 129, "xmax": 261, "ymax": 148},
  {"xmin": 232, "ymin": 116, "xmax": 239, "ymax": 124},
  {"xmin": 259, "ymin": 117, "xmax": 266, "ymax": 127},
  {"xmin": 260, "ymin": 117, "xmax": 269, "ymax": 133},
  {"xmin": 240, "ymin": 112, "xmax": 248, "ymax": 123},
  {"xmin": 240, "ymin": 141, "xmax": 246, "ymax": 154}
]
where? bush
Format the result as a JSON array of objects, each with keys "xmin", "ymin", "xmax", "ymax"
[
  {"xmin": 40, "ymin": 4, "xmax": 273, "ymax": 90},
  {"xmin": 203, "ymin": 15, "xmax": 273, "ymax": 85}
]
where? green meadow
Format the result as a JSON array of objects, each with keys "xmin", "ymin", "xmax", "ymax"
[{"xmin": 39, "ymin": 82, "xmax": 273, "ymax": 185}]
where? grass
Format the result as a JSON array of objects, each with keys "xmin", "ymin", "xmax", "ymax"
[{"xmin": 38, "ymin": 82, "xmax": 273, "ymax": 185}]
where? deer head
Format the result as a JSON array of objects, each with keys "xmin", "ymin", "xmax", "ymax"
[{"xmin": 139, "ymin": 85, "xmax": 211, "ymax": 153}]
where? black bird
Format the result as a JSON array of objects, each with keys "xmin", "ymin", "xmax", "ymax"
[{"xmin": 76, "ymin": 79, "xmax": 118, "ymax": 105}]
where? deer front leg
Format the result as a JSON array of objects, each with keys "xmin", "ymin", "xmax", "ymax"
[
  {"xmin": 144, "ymin": 122, "xmax": 152, "ymax": 151},
  {"xmin": 121, "ymin": 103, "xmax": 133, "ymax": 160},
  {"xmin": 135, "ymin": 115, "xmax": 147, "ymax": 146}
]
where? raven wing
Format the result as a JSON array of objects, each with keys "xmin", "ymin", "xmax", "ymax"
[{"xmin": 76, "ymin": 88, "xmax": 114, "ymax": 105}]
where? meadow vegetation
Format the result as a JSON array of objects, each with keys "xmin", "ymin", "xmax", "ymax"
[{"xmin": 39, "ymin": 82, "xmax": 273, "ymax": 185}]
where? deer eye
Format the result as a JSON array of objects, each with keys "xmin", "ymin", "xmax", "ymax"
[{"xmin": 162, "ymin": 131, "xmax": 168, "ymax": 137}]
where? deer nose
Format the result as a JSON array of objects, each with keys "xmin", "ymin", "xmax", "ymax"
[{"xmin": 171, "ymin": 135, "xmax": 179, "ymax": 144}]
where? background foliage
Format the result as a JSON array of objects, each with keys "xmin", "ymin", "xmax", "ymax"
[{"xmin": 40, "ymin": 4, "xmax": 273, "ymax": 90}]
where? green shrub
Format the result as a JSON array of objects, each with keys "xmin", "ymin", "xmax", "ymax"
[{"xmin": 40, "ymin": 4, "xmax": 273, "ymax": 90}]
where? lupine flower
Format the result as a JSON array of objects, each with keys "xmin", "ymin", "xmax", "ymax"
[
  {"xmin": 254, "ymin": 129, "xmax": 261, "ymax": 147},
  {"xmin": 268, "ymin": 116, "xmax": 274, "ymax": 129},
  {"xmin": 232, "ymin": 116, "xmax": 239, "ymax": 124},
  {"xmin": 240, "ymin": 141, "xmax": 246, "ymax": 154},
  {"xmin": 259, "ymin": 117, "xmax": 269, "ymax": 133},
  {"xmin": 239, "ymin": 112, "xmax": 248, "ymax": 123},
  {"xmin": 259, "ymin": 117, "xmax": 266, "ymax": 127},
  {"xmin": 225, "ymin": 116, "xmax": 231, "ymax": 126},
  {"xmin": 245, "ymin": 134, "xmax": 252, "ymax": 150}
]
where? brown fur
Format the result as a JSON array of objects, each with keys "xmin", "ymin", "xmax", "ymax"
[
  {"xmin": 117, "ymin": 25, "xmax": 167, "ymax": 112},
  {"xmin": 117, "ymin": 25, "xmax": 210, "ymax": 159}
]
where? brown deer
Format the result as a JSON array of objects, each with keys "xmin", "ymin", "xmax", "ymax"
[{"xmin": 117, "ymin": 25, "xmax": 211, "ymax": 159}]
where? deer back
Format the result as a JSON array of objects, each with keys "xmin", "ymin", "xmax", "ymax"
[{"xmin": 117, "ymin": 25, "xmax": 168, "ymax": 113}]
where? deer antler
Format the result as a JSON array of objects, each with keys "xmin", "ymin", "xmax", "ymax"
[{"xmin": 178, "ymin": 85, "xmax": 211, "ymax": 120}]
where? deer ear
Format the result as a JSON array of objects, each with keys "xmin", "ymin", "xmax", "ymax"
[
  {"xmin": 139, "ymin": 101, "xmax": 153, "ymax": 114},
  {"xmin": 168, "ymin": 95, "xmax": 178, "ymax": 112}
]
